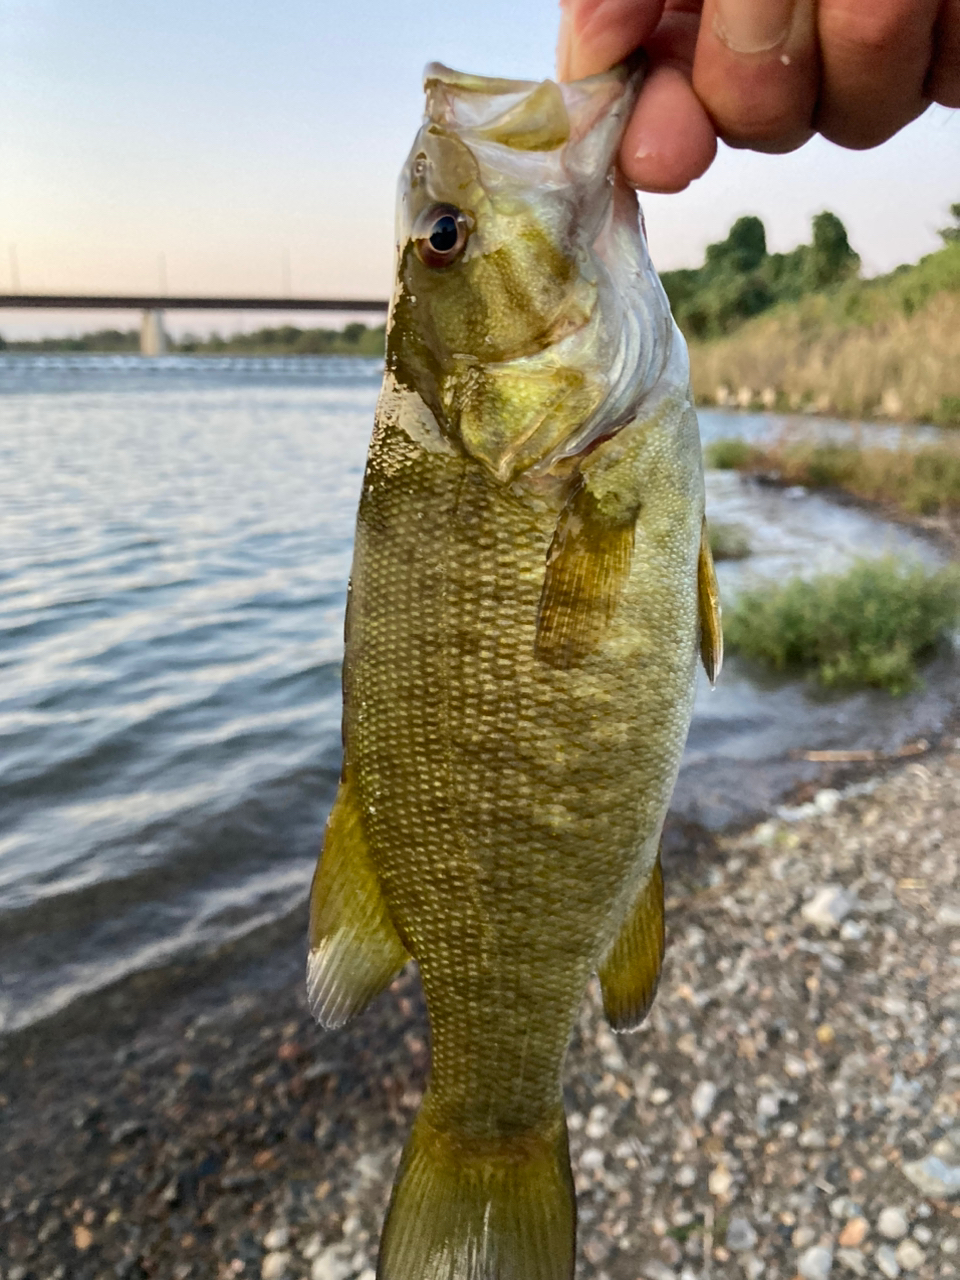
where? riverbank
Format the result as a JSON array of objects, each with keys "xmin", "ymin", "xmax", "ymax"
[
  {"xmin": 2, "ymin": 743, "xmax": 959, "ymax": 1280},
  {"xmin": 687, "ymin": 243, "xmax": 960, "ymax": 426}
]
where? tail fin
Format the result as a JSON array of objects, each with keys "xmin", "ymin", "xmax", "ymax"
[{"xmin": 378, "ymin": 1104, "xmax": 575, "ymax": 1280}]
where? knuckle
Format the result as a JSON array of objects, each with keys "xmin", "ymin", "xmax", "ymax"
[{"xmin": 819, "ymin": 0, "xmax": 907, "ymax": 60}]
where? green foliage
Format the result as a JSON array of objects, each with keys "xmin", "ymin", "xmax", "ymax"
[
  {"xmin": 725, "ymin": 558, "xmax": 960, "ymax": 694},
  {"xmin": 8, "ymin": 328, "xmax": 140, "ymax": 353},
  {"xmin": 937, "ymin": 396, "xmax": 960, "ymax": 427},
  {"xmin": 939, "ymin": 202, "xmax": 960, "ymax": 245},
  {"xmin": 177, "ymin": 322, "xmax": 385, "ymax": 357},
  {"xmin": 662, "ymin": 211, "xmax": 859, "ymax": 340},
  {"xmin": 703, "ymin": 438, "xmax": 757, "ymax": 470},
  {"xmin": 708, "ymin": 522, "xmax": 751, "ymax": 561}
]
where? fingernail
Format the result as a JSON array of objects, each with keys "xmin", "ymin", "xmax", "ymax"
[
  {"xmin": 556, "ymin": 8, "xmax": 572, "ymax": 81},
  {"xmin": 712, "ymin": 0, "xmax": 795, "ymax": 54}
]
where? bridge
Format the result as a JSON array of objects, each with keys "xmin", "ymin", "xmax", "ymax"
[{"xmin": 0, "ymin": 294, "xmax": 390, "ymax": 355}]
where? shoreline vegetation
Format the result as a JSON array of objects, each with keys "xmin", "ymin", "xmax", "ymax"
[
  {"xmin": 0, "ymin": 321, "xmax": 387, "ymax": 358},
  {"xmin": 672, "ymin": 204, "xmax": 960, "ymax": 427}
]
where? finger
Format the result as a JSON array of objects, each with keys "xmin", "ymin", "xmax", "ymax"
[
  {"xmin": 620, "ymin": 62, "xmax": 718, "ymax": 189},
  {"xmin": 815, "ymin": 0, "xmax": 941, "ymax": 148},
  {"xmin": 929, "ymin": 0, "xmax": 960, "ymax": 107},
  {"xmin": 691, "ymin": 0, "xmax": 819, "ymax": 152},
  {"xmin": 558, "ymin": 0, "xmax": 664, "ymax": 81}
]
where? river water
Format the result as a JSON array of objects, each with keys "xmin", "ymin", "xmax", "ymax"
[{"xmin": 1, "ymin": 354, "xmax": 957, "ymax": 1034}]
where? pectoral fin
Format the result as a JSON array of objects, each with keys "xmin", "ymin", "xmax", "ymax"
[
  {"xmin": 598, "ymin": 852, "xmax": 665, "ymax": 1032},
  {"xmin": 535, "ymin": 477, "xmax": 636, "ymax": 670},
  {"xmin": 307, "ymin": 774, "xmax": 409, "ymax": 1029},
  {"xmin": 698, "ymin": 517, "xmax": 724, "ymax": 685}
]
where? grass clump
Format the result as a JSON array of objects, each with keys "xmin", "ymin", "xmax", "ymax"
[
  {"xmin": 717, "ymin": 438, "xmax": 960, "ymax": 519},
  {"xmin": 724, "ymin": 558, "xmax": 960, "ymax": 694},
  {"xmin": 709, "ymin": 522, "xmax": 751, "ymax": 561},
  {"xmin": 704, "ymin": 438, "xmax": 758, "ymax": 470}
]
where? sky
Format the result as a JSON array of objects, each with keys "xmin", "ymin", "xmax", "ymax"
[{"xmin": 2, "ymin": 0, "xmax": 959, "ymax": 339}]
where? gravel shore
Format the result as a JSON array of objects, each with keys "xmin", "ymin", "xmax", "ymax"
[{"xmin": 2, "ymin": 750, "xmax": 959, "ymax": 1280}]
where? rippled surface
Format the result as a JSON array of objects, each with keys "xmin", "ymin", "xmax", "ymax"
[{"xmin": 0, "ymin": 355, "xmax": 955, "ymax": 1032}]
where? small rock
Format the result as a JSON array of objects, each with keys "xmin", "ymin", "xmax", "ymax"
[
  {"xmin": 262, "ymin": 1252, "xmax": 291, "ymax": 1280},
  {"xmin": 708, "ymin": 1162, "xmax": 732, "ymax": 1197},
  {"xmin": 936, "ymin": 903, "xmax": 960, "ymax": 926},
  {"xmin": 691, "ymin": 1080, "xmax": 717, "ymax": 1121},
  {"xmin": 110, "ymin": 1119, "xmax": 147, "ymax": 1145},
  {"xmin": 895, "ymin": 1240, "xmax": 925, "ymax": 1271},
  {"xmin": 838, "ymin": 1218, "xmax": 868, "ymax": 1247},
  {"xmin": 878, "ymin": 1207, "xmax": 909, "ymax": 1240},
  {"xmin": 725, "ymin": 1216, "xmax": 757, "ymax": 1251},
  {"xmin": 798, "ymin": 1244, "xmax": 834, "ymax": 1279},
  {"xmin": 311, "ymin": 1245, "xmax": 356, "ymax": 1280},
  {"xmin": 650, "ymin": 1087, "xmax": 671, "ymax": 1105},
  {"xmin": 943, "ymin": 1237, "xmax": 959, "ymax": 1256},
  {"xmin": 913, "ymin": 1225, "xmax": 932, "ymax": 1245},
  {"xmin": 802, "ymin": 885, "xmax": 854, "ymax": 932},
  {"xmin": 581, "ymin": 1147, "xmax": 604, "ymax": 1170},
  {"xmin": 840, "ymin": 919, "xmax": 866, "ymax": 941},
  {"xmin": 73, "ymin": 1224, "xmax": 94, "ymax": 1250},
  {"xmin": 742, "ymin": 1255, "xmax": 764, "ymax": 1280},
  {"xmin": 674, "ymin": 1164, "xmax": 696, "ymax": 1187},
  {"xmin": 643, "ymin": 1263, "xmax": 676, "ymax": 1280},
  {"xmin": 264, "ymin": 1226, "xmax": 291, "ymax": 1251},
  {"xmin": 793, "ymin": 1226, "xmax": 816, "ymax": 1249},
  {"xmin": 902, "ymin": 1155, "xmax": 960, "ymax": 1198},
  {"xmin": 836, "ymin": 1249, "xmax": 867, "ymax": 1276},
  {"xmin": 876, "ymin": 1244, "xmax": 901, "ymax": 1278}
]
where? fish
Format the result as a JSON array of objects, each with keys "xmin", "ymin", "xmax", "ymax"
[{"xmin": 307, "ymin": 58, "xmax": 722, "ymax": 1280}]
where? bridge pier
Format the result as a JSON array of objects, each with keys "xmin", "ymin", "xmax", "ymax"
[{"xmin": 140, "ymin": 309, "xmax": 168, "ymax": 356}]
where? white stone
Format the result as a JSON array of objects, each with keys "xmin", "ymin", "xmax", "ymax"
[
  {"xmin": 743, "ymin": 1254, "xmax": 765, "ymax": 1280},
  {"xmin": 913, "ymin": 1225, "xmax": 932, "ymax": 1245},
  {"xmin": 902, "ymin": 1155, "xmax": 960, "ymax": 1198},
  {"xmin": 675, "ymin": 1164, "xmax": 697, "ymax": 1187},
  {"xmin": 691, "ymin": 1080, "xmax": 717, "ymax": 1121},
  {"xmin": 895, "ymin": 1240, "xmax": 925, "ymax": 1271},
  {"xmin": 876, "ymin": 1245, "xmax": 901, "ymax": 1278},
  {"xmin": 836, "ymin": 1249, "xmax": 867, "ymax": 1276},
  {"xmin": 708, "ymin": 1163, "xmax": 732, "ymax": 1197},
  {"xmin": 262, "ymin": 1253, "xmax": 292, "ymax": 1280},
  {"xmin": 650, "ymin": 1087, "xmax": 671, "ymax": 1105},
  {"xmin": 311, "ymin": 1246, "xmax": 355, "ymax": 1280},
  {"xmin": 801, "ymin": 885, "xmax": 854, "ymax": 931},
  {"xmin": 944, "ymin": 1237, "xmax": 960, "ymax": 1256},
  {"xmin": 936, "ymin": 903, "xmax": 960, "ymax": 926},
  {"xmin": 581, "ymin": 1147, "xmax": 605, "ymax": 1170},
  {"xmin": 878, "ymin": 1207, "xmax": 909, "ymax": 1240},
  {"xmin": 264, "ymin": 1227, "xmax": 291, "ymax": 1252},
  {"xmin": 798, "ymin": 1244, "xmax": 834, "ymax": 1279},
  {"xmin": 725, "ymin": 1216, "xmax": 758, "ymax": 1251}
]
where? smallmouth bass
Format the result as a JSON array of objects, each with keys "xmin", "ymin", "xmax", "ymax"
[{"xmin": 308, "ymin": 59, "xmax": 722, "ymax": 1280}]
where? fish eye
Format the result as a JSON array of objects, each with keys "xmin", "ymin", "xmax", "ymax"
[{"xmin": 413, "ymin": 204, "xmax": 471, "ymax": 269}]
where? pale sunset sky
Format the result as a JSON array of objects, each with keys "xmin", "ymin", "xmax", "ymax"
[{"xmin": 2, "ymin": 0, "xmax": 959, "ymax": 338}]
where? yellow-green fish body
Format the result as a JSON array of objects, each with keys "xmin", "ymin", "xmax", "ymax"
[{"xmin": 308, "ymin": 60, "xmax": 722, "ymax": 1280}]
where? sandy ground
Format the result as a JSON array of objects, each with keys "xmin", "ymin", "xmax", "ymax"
[{"xmin": 2, "ymin": 749, "xmax": 959, "ymax": 1280}]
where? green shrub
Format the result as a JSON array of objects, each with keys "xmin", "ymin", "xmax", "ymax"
[
  {"xmin": 704, "ymin": 438, "xmax": 757, "ymax": 470},
  {"xmin": 936, "ymin": 396, "xmax": 960, "ymax": 427},
  {"xmin": 724, "ymin": 558, "xmax": 960, "ymax": 694},
  {"xmin": 708, "ymin": 522, "xmax": 751, "ymax": 561}
]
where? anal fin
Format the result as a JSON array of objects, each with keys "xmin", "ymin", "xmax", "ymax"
[
  {"xmin": 535, "ymin": 476, "xmax": 636, "ymax": 670},
  {"xmin": 307, "ymin": 774, "xmax": 409, "ymax": 1029},
  {"xmin": 698, "ymin": 516, "xmax": 724, "ymax": 685},
  {"xmin": 598, "ymin": 852, "xmax": 665, "ymax": 1032}
]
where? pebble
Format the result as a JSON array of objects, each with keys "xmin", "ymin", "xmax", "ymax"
[
  {"xmin": 310, "ymin": 1246, "xmax": 356, "ymax": 1280},
  {"xmin": 876, "ymin": 1244, "xmax": 901, "ymax": 1278},
  {"xmin": 895, "ymin": 1239, "xmax": 925, "ymax": 1271},
  {"xmin": 690, "ymin": 1080, "xmax": 717, "ymax": 1120},
  {"xmin": 674, "ymin": 1164, "xmax": 696, "ymax": 1187},
  {"xmin": 836, "ymin": 1248, "xmax": 867, "ymax": 1276},
  {"xmin": 801, "ymin": 885, "xmax": 854, "ymax": 931},
  {"xmin": 901, "ymin": 1154, "xmax": 960, "ymax": 1198},
  {"xmin": 261, "ymin": 1252, "xmax": 291, "ymax": 1280},
  {"xmin": 798, "ymin": 1244, "xmax": 834, "ymax": 1279},
  {"xmin": 838, "ymin": 1218, "xmax": 868, "ymax": 1247},
  {"xmin": 878, "ymin": 1207, "xmax": 909, "ymax": 1240},
  {"xmin": 708, "ymin": 1162, "xmax": 732, "ymax": 1197},
  {"xmin": 725, "ymin": 1216, "xmax": 758, "ymax": 1251},
  {"xmin": 264, "ymin": 1226, "xmax": 290, "ymax": 1251}
]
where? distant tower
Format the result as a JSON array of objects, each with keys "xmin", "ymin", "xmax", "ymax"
[{"xmin": 140, "ymin": 309, "xmax": 168, "ymax": 356}]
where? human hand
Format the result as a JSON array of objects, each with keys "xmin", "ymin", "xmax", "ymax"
[{"xmin": 557, "ymin": 0, "xmax": 960, "ymax": 192}]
